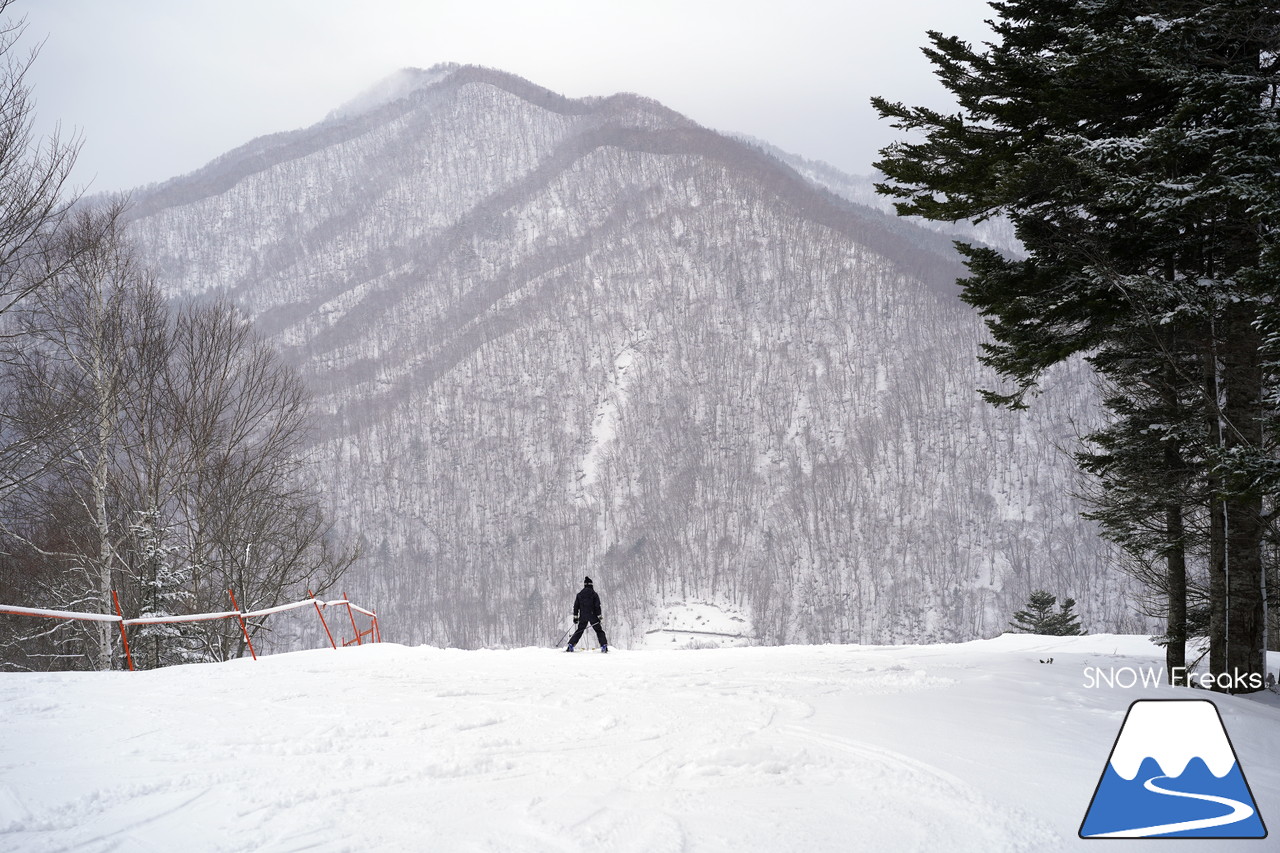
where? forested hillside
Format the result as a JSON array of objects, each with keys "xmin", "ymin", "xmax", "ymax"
[{"xmin": 126, "ymin": 65, "xmax": 1145, "ymax": 647}]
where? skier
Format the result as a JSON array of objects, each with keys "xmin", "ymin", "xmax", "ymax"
[{"xmin": 566, "ymin": 576, "xmax": 608, "ymax": 653}]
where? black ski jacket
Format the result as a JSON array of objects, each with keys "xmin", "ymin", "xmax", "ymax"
[{"xmin": 573, "ymin": 586, "xmax": 602, "ymax": 623}]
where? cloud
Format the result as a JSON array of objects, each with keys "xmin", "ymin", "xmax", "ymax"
[{"xmin": 20, "ymin": 0, "xmax": 992, "ymax": 192}]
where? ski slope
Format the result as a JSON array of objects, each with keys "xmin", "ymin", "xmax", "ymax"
[{"xmin": 1, "ymin": 635, "xmax": 1276, "ymax": 852}]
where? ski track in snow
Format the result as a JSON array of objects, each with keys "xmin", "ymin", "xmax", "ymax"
[{"xmin": 0, "ymin": 636, "xmax": 1276, "ymax": 852}]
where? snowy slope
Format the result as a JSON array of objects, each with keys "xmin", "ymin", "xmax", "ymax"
[
  {"xmin": 732, "ymin": 134, "xmax": 1023, "ymax": 257},
  {"xmin": 2, "ymin": 637, "xmax": 1276, "ymax": 851}
]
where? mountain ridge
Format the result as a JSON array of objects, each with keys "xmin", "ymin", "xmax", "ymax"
[
  {"xmin": 124, "ymin": 65, "xmax": 1144, "ymax": 648},
  {"xmin": 130, "ymin": 65, "xmax": 964, "ymax": 297},
  {"xmin": 128, "ymin": 64, "xmax": 690, "ymax": 218}
]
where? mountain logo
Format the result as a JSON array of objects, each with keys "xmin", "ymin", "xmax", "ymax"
[{"xmin": 1079, "ymin": 699, "xmax": 1267, "ymax": 839}]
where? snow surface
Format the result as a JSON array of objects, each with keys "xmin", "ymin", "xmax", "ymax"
[
  {"xmin": 1, "ymin": 635, "xmax": 1277, "ymax": 852},
  {"xmin": 634, "ymin": 600, "xmax": 753, "ymax": 650}
]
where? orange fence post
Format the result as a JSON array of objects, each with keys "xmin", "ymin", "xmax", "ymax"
[
  {"xmin": 228, "ymin": 589, "xmax": 257, "ymax": 661},
  {"xmin": 111, "ymin": 590, "xmax": 135, "ymax": 672},
  {"xmin": 373, "ymin": 613, "xmax": 381, "ymax": 643},
  {"xmin": 343, "ymin": 593, "xmax": 361, "ymax": 646},
  {"xmin": 310, "ymin": 590, "xmax": 336, "ymax": 650}
]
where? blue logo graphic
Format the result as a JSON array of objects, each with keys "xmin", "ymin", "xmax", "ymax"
[{"xmin": 1080, "ymin": 699, "xmax": 1267, "ymax": 838}]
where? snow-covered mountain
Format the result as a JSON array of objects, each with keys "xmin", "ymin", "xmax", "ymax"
[
  {"xmin": 734, "ymin": 134, "xmax": 1022, "ymax": 256},
  {"xmin": 125, "ymin": 65, "xmax": 1144, "ymax": 648}
]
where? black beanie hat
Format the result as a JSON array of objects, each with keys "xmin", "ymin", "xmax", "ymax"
[{"xmin": 583, "ymin": 576, "xmax": 593, "ymax": 586}]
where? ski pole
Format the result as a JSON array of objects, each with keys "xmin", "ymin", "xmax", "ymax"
[{"xmin": 554, "ymin": 618, "xmax": 579, "ymax": 648}]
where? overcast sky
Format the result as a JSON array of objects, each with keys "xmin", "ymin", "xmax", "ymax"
[{"xmin": 18, "ymin": 0, "xmax": 995, "ymax": 195}]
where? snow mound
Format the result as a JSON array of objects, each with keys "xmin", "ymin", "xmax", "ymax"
[{"xmin": 635, "ymin": 599, "xmax": 753, "ymax": 649}]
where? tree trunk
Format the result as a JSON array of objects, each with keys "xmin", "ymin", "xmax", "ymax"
[
  {"xmin": 92, "ymin": 297, "xmax": 115, "ymax": 672},
  {"xmin": 1219, "ymin": 306, "xmax": 1265, "ymax": 692},
  {"xmin": 94, "ymin": 453, "xmax": 113, "ymax": 671},
  {"xmin": 1165, "ymin": 503, "xmax": 1188, "ymax": 685},
  {"xmin": 1204, "ymin": 344, "xmax": 1228, "ymax": 685},
  {"xmin": 1160, "ymin": 369, "xmax": 1187, "ymax": 685}
]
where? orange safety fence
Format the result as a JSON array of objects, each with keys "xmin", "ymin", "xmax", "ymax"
[{"xmin": 0, "ymin": 591, "xmax": 381, "ymax": 671}]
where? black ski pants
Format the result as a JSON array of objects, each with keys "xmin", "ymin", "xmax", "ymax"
[{"xmin": 568, "ymin": 618, "xmax": 607, "ymax": 648}]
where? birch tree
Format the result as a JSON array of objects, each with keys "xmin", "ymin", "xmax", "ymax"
[
  {"xmin": 1, "ymin": 209, "xmax": 357, "ymax": 669},
  {"xmin": 1, "ymin": 202, "xmax": 154, "ymax": 669}
]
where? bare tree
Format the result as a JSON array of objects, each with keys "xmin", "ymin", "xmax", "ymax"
[
  {"xmin": 0, "ymin": 201, "xmax": 152, "ymax": 669},
  {"xmin": 1, "ymin": 217, "xmax": 357, "ymax": 669},
  {"xmin": 0, "ymin": 1, "xmax": 85, "ymax": 507},
  {"xmin": 0, "ymin": 2, "xmax": 80, "ymax": 325},
  {"xmin": 161, "ymin": 300, "xmax": 356, "ymax": 660}
]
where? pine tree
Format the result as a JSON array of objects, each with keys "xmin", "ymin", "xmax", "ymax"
[
  {"xmin": 1077, "ymin": 345, "xmax": 1204, "ymax": 684},
  {"xmin": 129, "ymin": 507, "xmax": 200, "ymax": 669},
  {"xmin": 1009, "ymin": 590, "xmax": 1084, "ymax": 635},
  {"xmin": 1049, "ymin": 596, "xmax": 1085, "ymax": 637},
  {"xmin": 1009, "ymin": 591, "xmax": 1058, "ymax": 634},
  {"xmin": 873, "ymin": 0, "xmax": 1279, "ymax": 692}
]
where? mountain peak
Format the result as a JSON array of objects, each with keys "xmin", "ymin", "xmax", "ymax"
[{"xmin": 325, "ymin": 64, "xmax": 460, "ymax": 122}]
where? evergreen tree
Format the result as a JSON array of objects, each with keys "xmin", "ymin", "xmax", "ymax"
[
  {"xmin": 1009, "ymin": 590, "xmax": 1084, "ymax": 635},
  {"xmin": 1077, "ymin": 343, "xmax": 1204, "ymax": 684},
  {"xmin": 873, "ymin": 0, "xmax": 1280, "ymax": 691},
  {"xmin": 129, "ymin": 507, "xmax": 198, "ymax": 669},
  {"xmin": 1009, "ymin": 590, "xmax": 1057, "ymax": 634}
]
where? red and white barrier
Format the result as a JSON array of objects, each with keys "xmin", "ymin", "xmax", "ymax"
[
  {"xmin": 0, "ymin": 604, "xmax": 122, "ymax": 622},
  {"xmin": 0, "ymin": 591, "xmax": 381, "ymax": 670}
]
